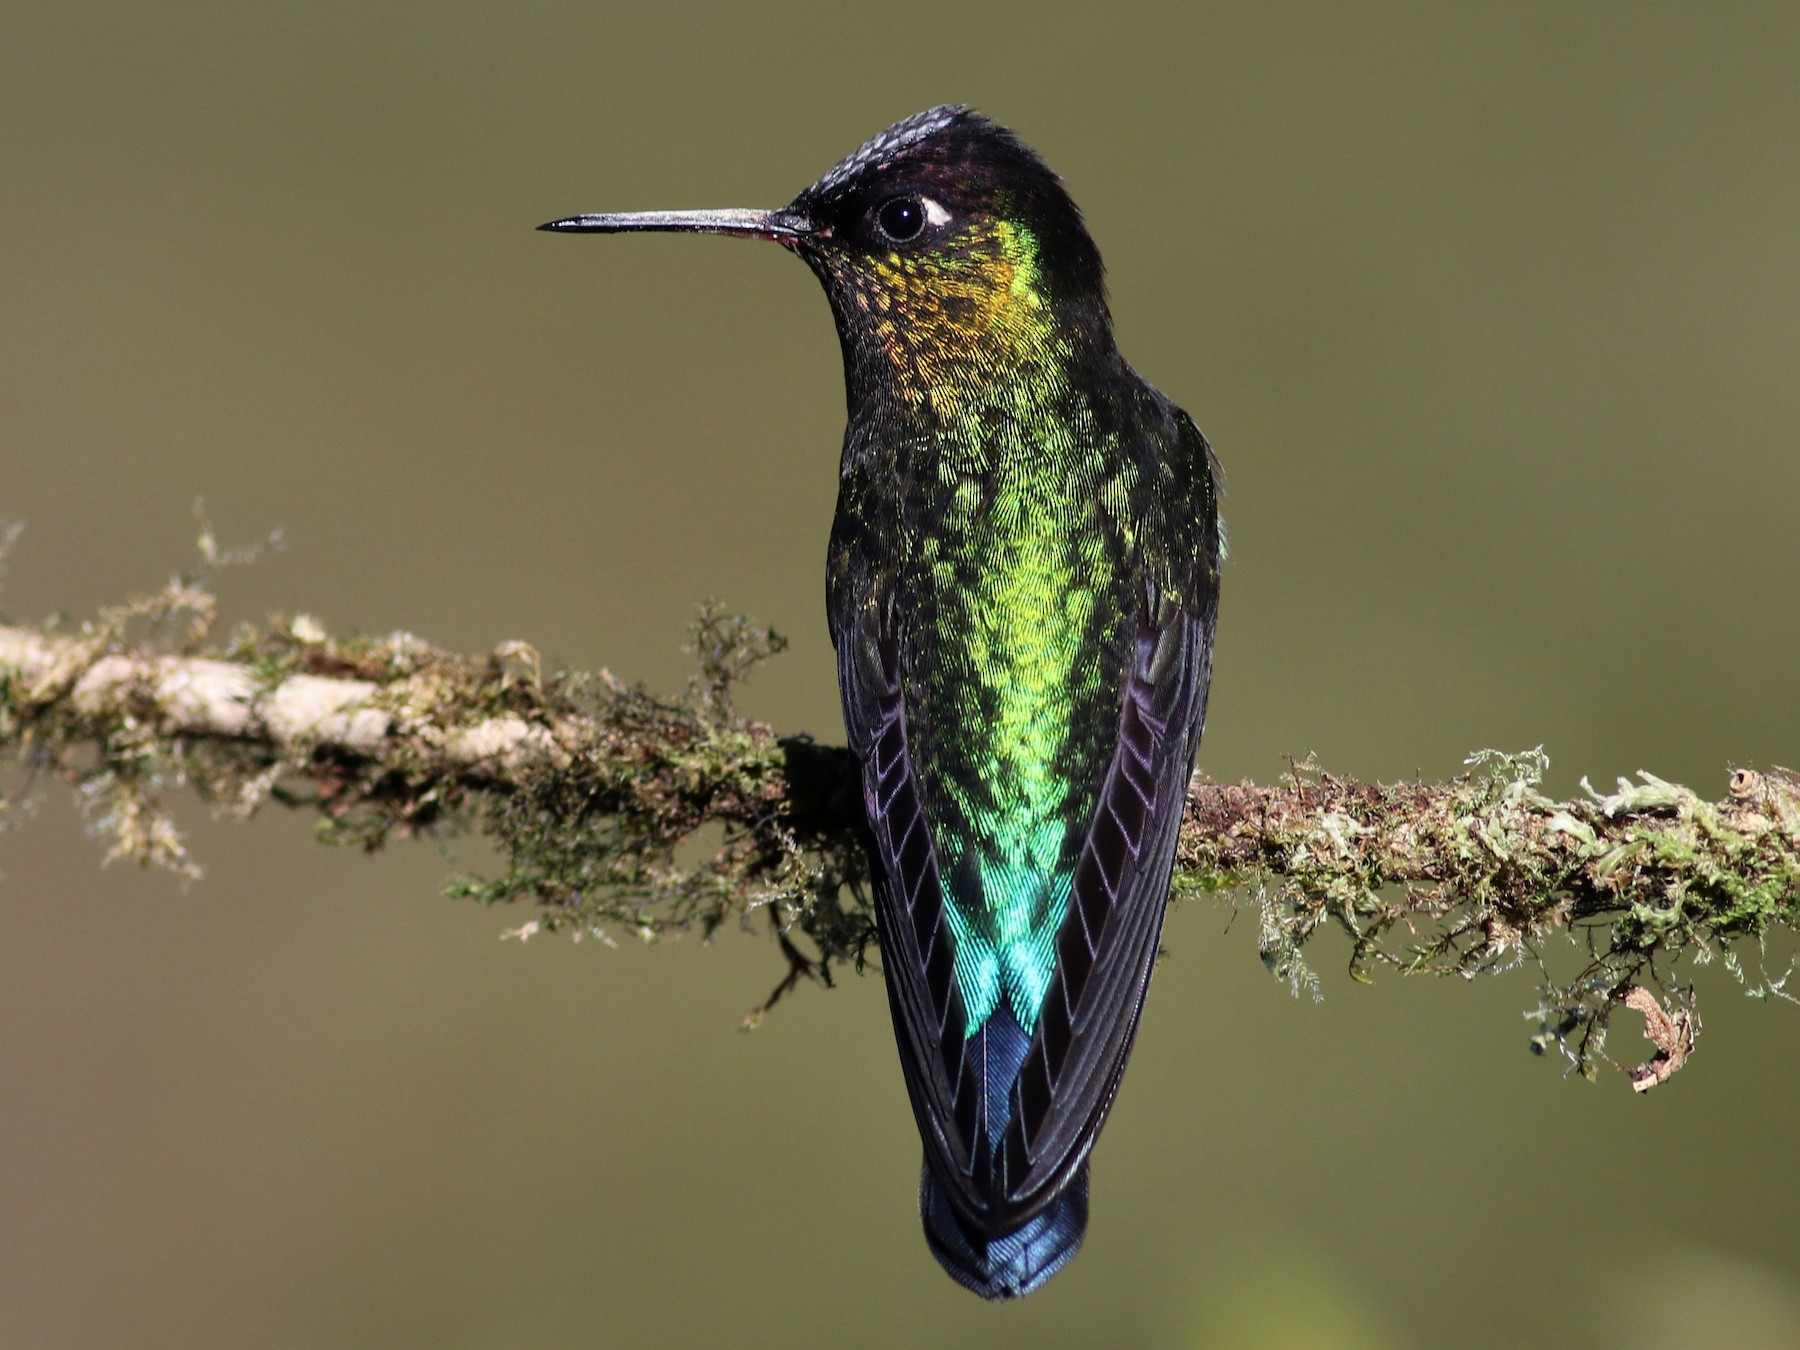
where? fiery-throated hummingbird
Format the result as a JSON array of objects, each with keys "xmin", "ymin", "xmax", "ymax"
[{"xmin": 541, "ymin": 106, "xmax": 1221, "ymax": 1299}]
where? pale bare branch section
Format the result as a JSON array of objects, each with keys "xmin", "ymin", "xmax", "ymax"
[
  {"xmin": 0, "ymin": 625, "xmax": 566, "ymax": 768},
  {"xmin": 3, "ymin": 593, "xmax": 1797, "ymax": 1085}
]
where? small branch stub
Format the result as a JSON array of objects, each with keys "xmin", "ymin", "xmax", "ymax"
[{"xmin": 1616, "ymin": 983, "xmax": 1698, "ymax": 1092}]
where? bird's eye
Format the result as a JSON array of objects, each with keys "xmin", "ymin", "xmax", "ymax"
[{"xmin": 875, "ymin": 196, "xmax": 930, "ymax": 242}]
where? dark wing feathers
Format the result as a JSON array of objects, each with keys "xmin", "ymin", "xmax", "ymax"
[
  {"xmin": 839, "ymin": 584, "xmax": 1213, "ymax": 1236},
  {"xmin": 835, "ymin": 622, "xmax": 978, "ymax": 1196},
  {"xmin": 998, "ymin": 600, "xmax": 1213, "ymax": 1220},
  {"xmin": 836, "ymin": 397, "xmax": 1219, "ymax": 1239}
]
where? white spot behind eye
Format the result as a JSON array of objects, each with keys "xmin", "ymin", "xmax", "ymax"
[{"xmin": 920, "ymin": 197, "xmax": 952, "ymax": 228}]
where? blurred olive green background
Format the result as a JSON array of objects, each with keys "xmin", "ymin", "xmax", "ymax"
[{"xmin": 5, "ymin": 4, "xmax": 1800, "ymax": 1347}]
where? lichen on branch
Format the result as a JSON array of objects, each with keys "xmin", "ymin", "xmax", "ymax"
[
  {"xmin": 3, "ymin": 576, "xmax": 1796, "ymax": 1085},
  {"xmin": 1179, "ymin": 749, "xmax": 1800, "ymax": 1078}
]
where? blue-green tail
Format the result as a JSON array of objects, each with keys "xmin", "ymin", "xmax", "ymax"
[
  {"xmin": 917, "ymin": 999, "xmax": 1087, "ymax": 1298},
  {"xmin": 922, "ymin": 1165, "xmax": 1088, "ymax": 1300}
]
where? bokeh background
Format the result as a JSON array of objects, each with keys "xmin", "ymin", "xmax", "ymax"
[{"xmin": 4, "ymin": 4, "xmax": 1799, "ymax": 1346}]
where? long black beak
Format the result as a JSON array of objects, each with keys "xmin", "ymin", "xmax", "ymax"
[{"xmin": 536, "ymin": 207, "xmax": 812, "ymax": 243}]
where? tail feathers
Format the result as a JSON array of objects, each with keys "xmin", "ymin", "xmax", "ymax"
[
  {"xmin": 970, "ymin": 1002, "xmax": 1032, "ymax": 1147},
  {"xmin": 920, "ymin": 1163, "xmax": 1089, "ymax": 1301}
]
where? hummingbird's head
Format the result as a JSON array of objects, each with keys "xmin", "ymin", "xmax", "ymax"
[
  {"xmin": 782, "ymin": 106, "xmax": 1111, "ymax": 402},
  {"xmin": 787, "ymin": 108, "xmax": 1104, "ymax": 315},
  {"xmin": 541, "ymin": 107, "xmax": 1114, "ymax": 410}
]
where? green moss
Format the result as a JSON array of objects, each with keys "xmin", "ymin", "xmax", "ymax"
[
  {"xmin": 5, "ymin": 558, "xmax": 1797, "ymax": 1081},
  {"xmin": 1177, "ymin": 753, "xmax": 1800, "ymax": 1080}
]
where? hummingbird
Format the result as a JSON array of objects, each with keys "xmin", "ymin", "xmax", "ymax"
[{"xmin": 541, "ymin": 105, "xmax": 1221, "ymax": 1300}]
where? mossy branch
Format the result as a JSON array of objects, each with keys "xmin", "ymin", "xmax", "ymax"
[{"xmin": 3, "ymin": 579, "xmax": 1795, "ymax": 1086}]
